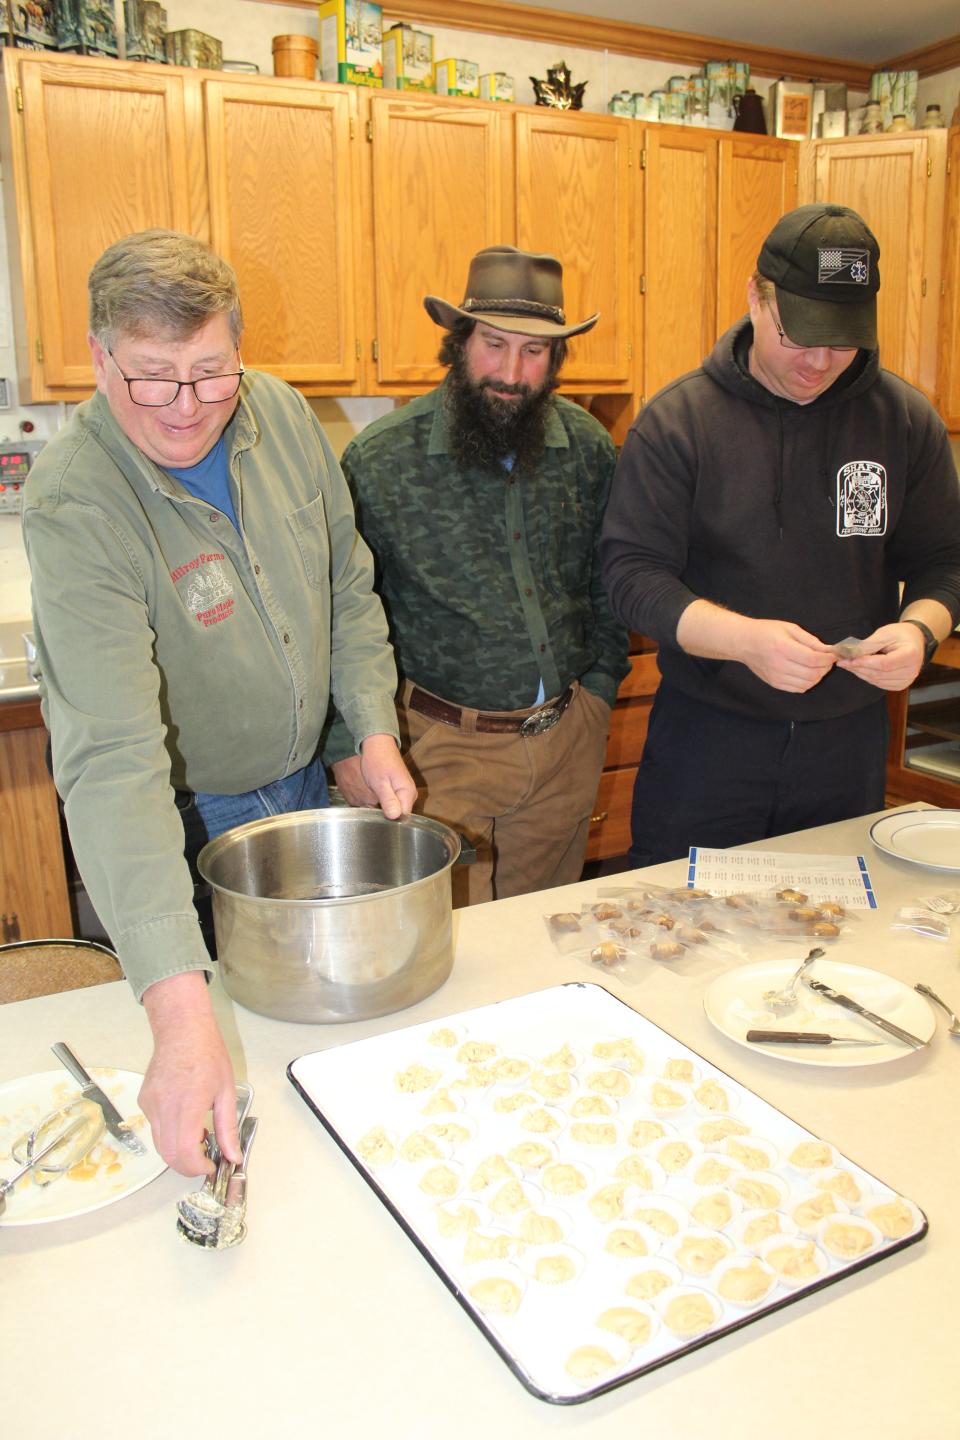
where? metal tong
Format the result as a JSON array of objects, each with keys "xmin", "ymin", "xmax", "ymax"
[{"xmin": 176, "ymin": 1084, "xmax": 258, "ymax": 1249}]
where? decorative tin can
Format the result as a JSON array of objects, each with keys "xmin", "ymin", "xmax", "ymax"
[
  {"xmin": 479, "ymin": 72, "xmax": 513, "ymax": 102},
  {"xmin": 434, "ymin": 57, "xmax": 478, "ymax": 98},
  {"xmin": 318, "ymin": 0, "xmax": 382, "ymax": 87},
  {"xmin": 382, "ymin": 22, "xmax": 433, "ymax": 92},
  {"xmin": 165, "ymin": 28, "xmax": 222, "ymax": 69},
  {"xmin": 869, "ymin": 70, "xmax": 918, "ymax": 130},
  {"xmin": 125, "ymin": 0, "xmax": 166, "ymax": 63},
  {"xmin": 54, "ymin": 0, "xmax": 118, "ymax": 56},
  {"xmin": 0, "ymin": 0, "xmax": 57, "ymax": 48}
]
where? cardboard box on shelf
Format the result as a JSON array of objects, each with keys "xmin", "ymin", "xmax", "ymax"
[
  {"xmin": 319, "ymin": 0, "xmax": 382, "ymax": 87},
  {"xmin": 1, "ymin": 0, "xmax": 58, "ymax": 50},
  {"xmin": 479, "ymin": 72, "xmax": 513, "ymax": 102},
  {"xmin": 124, "ymin": 0, "xmax": 165, "ymax": 63},
  {"xmin": 54, "ymin": 0, "xmax": 117, "ymax": 56},
  {"xmin": 434, "ymin": 57, "xmax": 478, "ymax": 98},
  {"xmin": 382, "ymin": 22, "xmax": 432, "ymax": 91}
]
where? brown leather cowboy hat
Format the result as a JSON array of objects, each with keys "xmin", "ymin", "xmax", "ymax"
[{"xmin": 424, "ymin": 245, "xmax": 599, "ymax": 339}]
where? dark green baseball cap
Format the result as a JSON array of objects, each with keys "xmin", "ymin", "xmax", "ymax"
[{"xmin": 757, "ymin": 203, "xmax": 880, "ymax": 349}]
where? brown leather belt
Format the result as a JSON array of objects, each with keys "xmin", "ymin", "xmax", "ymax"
[{"xmin": 408, "ymin": 684, "xmax": 575, "ymax": 737}]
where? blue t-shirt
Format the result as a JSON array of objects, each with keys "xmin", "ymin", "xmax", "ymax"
[{"xmin": 167, "ymin": 434, "xmax": 239, "ymax": 532}]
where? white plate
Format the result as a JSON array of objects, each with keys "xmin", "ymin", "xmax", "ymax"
[
  {"xmin": 0, "ymin": 1068, "xmax": 165, "ymax": 1225},
  {"xmin": 703, "ymin": 959, "xmax": 936, "ymax": 1067},
  {"xmin": 869, "ymin": 809, "xmax": 960, "ymax": 872}
]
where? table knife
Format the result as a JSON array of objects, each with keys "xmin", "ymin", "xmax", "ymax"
[
  {"xmin": 802, "ymin": 979, "xmax": 927, "ymax": 1049},
  {"xmin": 746, "ymin": 1029, "xmax": 882, "ymax": 1046},
  {"xmin": 51, "ymin": 1042, "xmax": 148, "ymax": 1155}
]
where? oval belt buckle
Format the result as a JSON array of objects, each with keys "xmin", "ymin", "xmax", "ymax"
[{"xmin": 520, "ymin": 706, "xmax": 561, "ymax": 738}]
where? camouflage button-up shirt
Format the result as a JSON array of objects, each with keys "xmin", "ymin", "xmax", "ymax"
[{"xmin": 325, "ymin": 380, "xmax": 628, "ymax": 764}]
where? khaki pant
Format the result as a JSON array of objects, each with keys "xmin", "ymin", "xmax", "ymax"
[{"xmin": 398, "ymin": 679, "xmax": 610, "ymax": 907}]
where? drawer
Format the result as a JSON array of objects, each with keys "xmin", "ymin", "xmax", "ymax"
[{"xmin": 585, "ymin": 765, "xmax": 636, "ymax": 861}]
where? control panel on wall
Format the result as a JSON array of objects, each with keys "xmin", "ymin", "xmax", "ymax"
[{"xmin": 0, "ymin": 440, "xmax": 46, "ymax": 513}]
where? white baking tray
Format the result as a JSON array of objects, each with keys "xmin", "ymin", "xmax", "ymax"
[{"xmin": 288, "ymin": 983, "xmax": 926, "ymax": 1404}]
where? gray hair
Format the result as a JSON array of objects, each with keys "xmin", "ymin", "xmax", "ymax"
[{"xmin": 88, "ymin": 230, "xmax": 243, "ymax": 349}]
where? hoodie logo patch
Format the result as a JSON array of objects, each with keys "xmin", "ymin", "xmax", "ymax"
[{"xmin": 837, "ymin": 461, "xmax": 887, "ymax": 537}]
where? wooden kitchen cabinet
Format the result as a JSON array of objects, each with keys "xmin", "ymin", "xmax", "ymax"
[
  {"xmin": 798, "ymin": 131, "xmax": 947, "ymax": 398},
  {"xmin": 585, "ymin": 638, "xmax": 659, "ymax": 863},
  {"xmin": 937, "ymin": 127, "xmax": 960, "ymax": 430},
  {"xmin": 360, "ymin": 91, "xmax": 510, "ymax": 391},
  {"xmin": 1, "ymin": 52, "xmax": 361, "ymax": 399},
  {"xmin": 716, "ymin": 134, "xmax": 798, "ymax": 334},
  {"xmin": 0, "ymin": 52, "xmax": 195, "ymax": 397},
  {"xmin": 514, "ymin": 108, "xmax": 634, "ymax": 391},
  {"xmin": 0, "ymin": 704, "xmax": 72, "ymax": 940},
  {"xmin": 204, "ymin": 76, "xmax": 360, "ymax": 389},
  {"xmin": 641, "ymin": 126, "xmax": 718, "ymax": 404}
]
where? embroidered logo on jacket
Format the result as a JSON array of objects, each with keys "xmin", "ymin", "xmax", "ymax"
[
  {"xmin": 836, "ymin": 461, "xmax": 887, "ymax": 537},
  {"xmin": 818, "ymin": 247, "xmax": 871, "ymax": 285},
  {"xmin": 170, "ymin": 552, "xmax": 235, "ymax": 626}
]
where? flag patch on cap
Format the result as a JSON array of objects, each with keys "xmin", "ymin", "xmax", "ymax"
[{"xmin": 818, "ymin": 248, "xmax": 870, "ymax": 285}]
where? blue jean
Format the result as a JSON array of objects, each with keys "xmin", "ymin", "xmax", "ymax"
[
  {"xmin": 191, "ymin": 752, "xmax": 330, "ymax": 840},
  {"xmin": 176, "ymin": 753, "xmax": 330, "ymax": 956}
]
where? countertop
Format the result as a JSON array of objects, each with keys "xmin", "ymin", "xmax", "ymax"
[{"xmin": 3, "ymin": 807, "xmax": 958, "ymax": 1439}]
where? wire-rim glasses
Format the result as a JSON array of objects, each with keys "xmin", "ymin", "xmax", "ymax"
[
  {"xmin": 769, "ymin": 313, "xmax": 856, "ymax": 356},
  {"xmin": 108, "ymin": 349, "xmax": 245, "ymax": 407}
]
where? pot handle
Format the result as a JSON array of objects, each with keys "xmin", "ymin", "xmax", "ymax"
[{"xmin": 456, "ymin": 833, "xmax": 477, "ymax": 866}]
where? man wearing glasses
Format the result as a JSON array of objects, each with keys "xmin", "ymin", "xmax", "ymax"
[
  {"xmin": 22, "ymin": 230, "xmax": 414, "ymax": 1174},
  {"xmin": 602, "ymin": 203, "xmax": 960, "ymax": 866}
]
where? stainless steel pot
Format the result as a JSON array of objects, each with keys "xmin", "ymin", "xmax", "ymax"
[{"xmin": 197, "ymin": 808, "xmax": 461, "ymax": 1023}]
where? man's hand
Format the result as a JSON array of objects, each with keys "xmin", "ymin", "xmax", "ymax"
[
  {"xmin": 676, "ymin": 601, "xmax": 836, "ymax": 693},
  {"xmin": 835, "ymin": 622, "xmax": 926, "ymax": 692},
  {"xmin": 331, "ymin": 753, "xmax": 380, "ymax": 807},
  {"xmin": 739, "ymin": 619, "xmax": 837, "ymax": 692},
  {"xmin": 140, "ymin": 971, "xmax": 240, "ymax": 1177},
  {"xmin": 359, "ymin": 732, "xmax": 417, "ymax": 818}
]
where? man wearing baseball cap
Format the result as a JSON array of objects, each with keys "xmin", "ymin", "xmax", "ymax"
[
  {"xmin": 602, "ymin": 203, "xmax": 960, "ymax": 865},
  {"xmin": 324, "ymin": 246, "xmax": 628, "ymax": 902}
]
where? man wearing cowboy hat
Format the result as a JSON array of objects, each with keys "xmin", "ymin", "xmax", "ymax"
[
  {"xmin": 602, "ymin": 202, "xmax": 960, "ymax": 865},
  {"xmin": 325, "ymin": 245, "xmax": 629, "ymax": 904}
]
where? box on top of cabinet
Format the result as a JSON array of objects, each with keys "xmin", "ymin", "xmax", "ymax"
[
  {"xmin": 382, "ymin": 22, "xmax": 433, "ymax": 92},
  {"xmin": 319, "ymin": 0, "xmax": 382, "ymax": 87},
  {"xmin": 124, "ymin": 0, "xmax": 165, "ymax": 63},
  {"xmin": 53, "ymin": 0, "xmax": 117, "ymax": 56},
  {"xmin": 479, "ymin": 72, "xmax": 513, "ymax": 103},
  {"xmin": 1, "ymin": 0, "xmax": 58, "ymax": 49},
  {"xmin": 434, "ymin": 58, "xmax": 478, "ymax": 98},
  {"xmin": 165, "ymin": 27, "xmax": 221, "ymax": 69}
]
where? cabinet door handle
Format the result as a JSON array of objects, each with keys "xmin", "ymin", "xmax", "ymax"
[{"xmin": 590, "ymin": 811, "xmax": 608, "ymax": 824}]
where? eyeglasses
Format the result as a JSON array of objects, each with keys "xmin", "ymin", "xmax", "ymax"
[
  {"xmin": 108, "ymin": 349, "xmax": 244, "ymax": 407},
  {"xmin": 769, "ymin": 314, "xmax": 856, "ymax": 356}
]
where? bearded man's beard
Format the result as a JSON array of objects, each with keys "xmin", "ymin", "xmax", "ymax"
[{"xmin": 444, "ymin": 346, "xmax": 557, "ymax": 474}]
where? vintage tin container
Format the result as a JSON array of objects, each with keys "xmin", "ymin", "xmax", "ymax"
[
  {"xmin": 124, "ymin": 0, "xmax": 165, "ymax": 63},
  {"xmin": 0, "ymin": 0, "xmax": 57, "ymax": 48},
  {"xmin": 480, "ymin": 72, "xmax": 513, "ymax": 103},
  {"xmin": 382, "ymin": 22, "xmax": 433, "ymax": 92},
  {"xmin": 54, "ymin": 0, "xmax": 117, "ymax": 56},
  {"xmin": 435, "ymin": 57, "xmax": 479, "ymax": 98},
  {"xmin": 319, "ymin": 0, "xmax": 382, "ymax": 87},
  {"xmin": 165, "ymin": 27, "xmax": 222, "ymax": 69}
]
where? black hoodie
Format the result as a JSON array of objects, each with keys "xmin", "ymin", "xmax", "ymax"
[{"xmin": 601, "ymin": 318, "xmax": 960, "ymax": 722}]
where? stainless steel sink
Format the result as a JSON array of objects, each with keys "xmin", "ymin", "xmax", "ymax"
[{"xmin": 0, "ymin": 619, "xmax": 38, "ymax": 699}]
